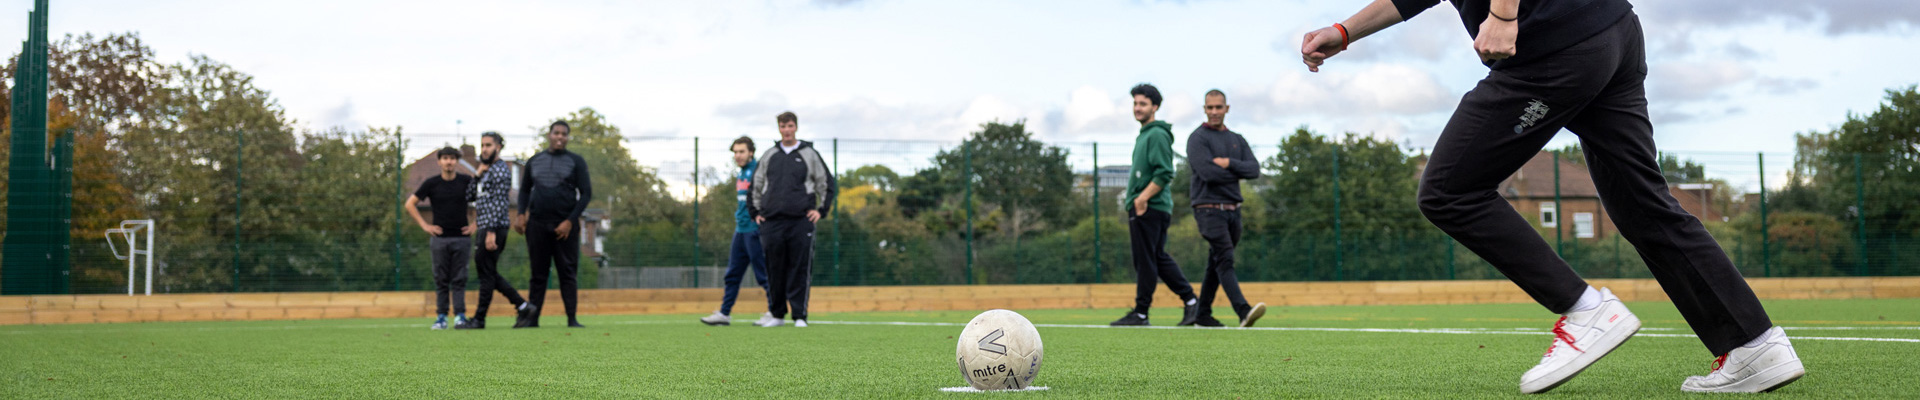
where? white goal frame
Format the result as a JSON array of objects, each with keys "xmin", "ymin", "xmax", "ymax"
[{"xmin": 105, "ymin": 219, "xmax": 155, "ymax": 296}]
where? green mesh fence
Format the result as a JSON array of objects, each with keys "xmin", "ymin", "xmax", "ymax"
[{"xmin": 6, "ymin": 127, "xmax": 1917, "ymax": 295}]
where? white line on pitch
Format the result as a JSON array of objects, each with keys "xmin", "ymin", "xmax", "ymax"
[{"xmin": 806, "ymin": 320, "xmax": 1920, "ymax": 343}]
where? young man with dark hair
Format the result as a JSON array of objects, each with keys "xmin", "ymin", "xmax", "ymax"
[
  {"xmin": 1302, "ymin": 0, "xmax": 1802, "ymax": 393},
  {"xmin": 407, "ymin": 147, "xmax": 476, "ymax": 330},
  {"xmin": 1111, "ymin": 83, "xmax": 1200, "ymax": 327},
  {"xmin": 456, "ymin": 132, "xmax": 535, "ymax": 330},
  {"xmin": 701, "ymin": 136, "xmax": 775, "ymax": 326},
  {"xmin": 748, "ymin": 111, "xmax": 836, "ymax": 328},
  {"xmin": 514, "ymin": 120, "xmax": 592, "ymax": 328},
  {"xmin": 1183, "ymin": 90, "xmax": 1267, "ymax": 328}
]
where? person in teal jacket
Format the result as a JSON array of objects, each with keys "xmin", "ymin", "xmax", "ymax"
[
  {"xmin": 1111, "ymin": 83, "xmax": 1199, "ymax": 327},
  {"xmin": 701, "ymin": 136, "xmax": 774, "ymax": 326}
]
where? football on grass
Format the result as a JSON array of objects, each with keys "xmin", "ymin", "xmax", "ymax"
[{"xmin": 955, "ymin": 309, "xmax": 1043, "ymax": 390}]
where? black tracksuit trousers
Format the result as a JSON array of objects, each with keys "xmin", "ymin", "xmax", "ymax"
[
  {"xmin": 526, "ymin": 219, "xmax": 581, "ymax": 322},
  {"xmin": 1129, "ymin": 208, "xmax": 1195, "ymax": 315},
  {"xmin": 761, "ymin": 219, "xmax": 815, "ymax": 321},
  {"xmin": 1415, "ymin": 13, "xmax": 1770, "ymax": 356},
  {"xmin": 473, "ymin": 226, "xmax": 525, "ymax": 320},
  {"xmin": 1194, "ymin": 207, "xmax": 1250, "ymax": 319}
]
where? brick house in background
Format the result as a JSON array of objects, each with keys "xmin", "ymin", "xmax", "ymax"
[
  {"xmin": 1414, "ymin": 151, "xmax": 1739, "ymax": 242},
  {"xmin": 404, "ymin": 144, "xmax": 608, "ymax": 260},
  {"xmin": 1414, "ymin": 151, "xmax": 1611, "ymax": 241},
  {"xmin": 1669, "ymin": 183, "xmax": 1730, "ymax": 223},
  {"xmin": 1496, "ymin": 152, "xmax": 1613, "ymax": 241}
]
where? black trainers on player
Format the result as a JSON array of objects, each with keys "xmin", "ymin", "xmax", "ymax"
[
  {"xmin": 1191, "ymin": 314, "xmax": 1225, "ymax": 327},
  {"xmin": 1110, "ymin": 312, "xmax": 1150, "ymax": 326},
  {"xmin": 515, "ymin": 302, "xmax": 537, "ymax": 321},
  {"xmin": 1176, "ymin": 301, "xmax": 1202, "ymax": 326}
]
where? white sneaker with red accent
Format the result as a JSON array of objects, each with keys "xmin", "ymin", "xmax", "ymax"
[
  {"xmin": 1519, "ymin": 287, "xmax": 1641, "ymax": 394},
  {"xmin": 1681, "ymin": 327, "xmax": 1804, "ymax": 393}
]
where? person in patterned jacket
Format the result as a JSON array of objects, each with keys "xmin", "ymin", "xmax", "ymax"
[{"xmin": 456, "ymin": 131, "xmax": 534, "ymax": 330}]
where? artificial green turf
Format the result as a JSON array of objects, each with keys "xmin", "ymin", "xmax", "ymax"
[{"xmin": 2, "ymin": 298, "xmax": 1915, "ymax": 399}]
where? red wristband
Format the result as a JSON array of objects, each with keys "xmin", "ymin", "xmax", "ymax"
[{"xmin": 1333, "ymin": 23, "xmax": 1349, "ymax": 51}]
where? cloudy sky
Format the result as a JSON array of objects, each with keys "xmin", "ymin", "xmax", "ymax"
[{"xmin": 4, "ymin": 0, "xmax": 1916, "ymax": 193}]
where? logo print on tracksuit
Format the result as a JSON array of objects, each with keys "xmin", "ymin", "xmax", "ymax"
[{"xmin": 1515, "ymin": 99, "xmax": 1550, "ymax": 134}]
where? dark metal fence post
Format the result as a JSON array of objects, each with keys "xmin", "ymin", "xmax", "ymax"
[
  {"xmin": 833, "ymin": 138, "xmax": 842, "ymax": 286},
  {"xmin": 693, "ymin": 137, "xmax": 700, "ymax": 287},
  {"xmin": 1855, "ymin": 153, "xmax": 1867, "ymax": 276},
  {"xmin": 1553, "ymin": 151, "xmax": 1563, "ymax": 259},
  {"xmin": 392, "ymin": 131, "xmax": 404, "ymax": 291},
  {"xmin": 1332, "ymin": 143, "xmax": 1342, "ymax": 281},
  {"xmin": 964, "ymin": 142, "xmax": 974, "ymax": 284},
  {"xmin": 232, "ymin": 130, "xmax": 244, "ymax": 292}
]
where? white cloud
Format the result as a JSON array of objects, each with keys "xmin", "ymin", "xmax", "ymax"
[
  {"xmin": 1062, "ymin": 86, "xmax": 1127, "ymax": 133},
  {"xmin": 1650, "ymin": 61, "xmax": 1756, "ymax": 101},
  {"xmin": 1637, "ymin": 0, "xmax": 1920, "ymax": 35},
  {"xmin": 1243, "ymin": 64, "xmax": 1453, "ymax": 118}
]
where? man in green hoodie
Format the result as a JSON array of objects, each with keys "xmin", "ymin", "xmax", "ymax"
[{"xmin": 1111, "ymin": 83, "xmax": 1200, "ymax": 327}]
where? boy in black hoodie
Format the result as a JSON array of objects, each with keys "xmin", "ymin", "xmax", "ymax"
[{"xmin": 747, "ymin": 111, "xmax": 836, "ymax": 328}]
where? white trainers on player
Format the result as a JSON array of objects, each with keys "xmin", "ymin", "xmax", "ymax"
[
  {"xmin": 699, "ymin": 311, "xmax": 730, "ymax": 326},
  {"xmin": 755, "ymin": 312, "xmax": 776, "ymax": 326},
  {"xmin": 1681, "ymin": 327, "xmax": 1804, "ymax": 393},
  {"xmin": 794, "ymin": 319, "xmax": 809, "ymax": 328},
  {"xmin": 1519, "ymin": 287, "xmax": 1641, "ymax": 394},
  {"xmin": 756, "ymin": 316, "xmax": 784, "ymax": 327}
]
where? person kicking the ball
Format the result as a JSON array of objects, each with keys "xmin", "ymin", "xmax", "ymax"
[
  {"xmin": 1110, "ymin": 83, "xmax": 1201, "ymax": 327},
  {"xmin": 1182, "ymin": 90, "xmax": 1266, "ymax": 328},
  {"xmin": 1301, "ymin": 0, "xmax": 1803, "ymax": 393}
]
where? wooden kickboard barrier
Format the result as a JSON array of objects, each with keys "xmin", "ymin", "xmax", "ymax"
[{"xmin": 2, "ymin": 277, "xmax": 1917, "ymax": 325}]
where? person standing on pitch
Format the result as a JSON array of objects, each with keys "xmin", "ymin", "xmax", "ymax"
[
  {"xmin": 1302, "ymin": 0, "xmax": 1802, "ymax": 393},
  {"xmin": 457, "ymin": 131, "xmax": 535, "ymax": 330},
  {"xmin": 1182, "ymin": 90, "xmax": 1267, "ymax": 328},
  {"xmin": 748, "ymin": 111, "xmax": 836, "ymax": 328},
  {"xmin": 514, "ymin": 121, "xmax": 592, "ymax": 329},
  {"xmin": 407, "ymin": 147, "xmax": 476, "ymax": 330},
  {"xmin": 701, "ymin": 136, "xmax": 775, "ymax": 326},
  {"xmin": 1111, "ymin": 83, "xmax": 1200, "ymax": 327}
]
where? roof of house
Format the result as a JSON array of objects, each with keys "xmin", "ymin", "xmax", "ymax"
[
  {"xmin": 1499, "ymin": 151, "xmax": 1598, "ymax": 199},
  {"xmin": 404, "ymin": 144, "xmax": 519, "ymax": 207}
]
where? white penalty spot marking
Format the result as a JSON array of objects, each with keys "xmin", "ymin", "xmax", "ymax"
[{"xmin": 939, "ymin": 386, "xmax": 1050, "ymax": 393}]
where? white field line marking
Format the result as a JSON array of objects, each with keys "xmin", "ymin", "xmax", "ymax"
[
  {"xmin": 808, "ymin": 320, "xmax": 1920, "ymax": 343},
  {"xmin": 0, "ymin": 323, "xmax": 425, "ymax": 335},
  {"xmin": 939, "ymin": 386, "xmax": 1049, "ymax": 393}
]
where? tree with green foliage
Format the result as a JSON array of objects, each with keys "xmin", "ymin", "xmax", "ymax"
[
  {"xmin": 1252, "ymin": 128, "xmax": 1439, "ymax": 281},
  {"xmin": 927, "ymin": 121, "xmax": 1073, "ymax": 239},
  {"xmin": 1789, "ymin": 85, "xmax": 1920, "ymax": 275},
  {"xmin": 842, "ymin": 165, "xmax": 899, "ymax": 192}
]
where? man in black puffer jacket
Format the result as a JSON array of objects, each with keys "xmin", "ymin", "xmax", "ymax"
[
  {"xmin": 515, "ymin": 120, "xmax": 592, "ymax": 329},
  {"xmin": 747, "ymin": 111, "xmax": 836, "ymax": 328}
]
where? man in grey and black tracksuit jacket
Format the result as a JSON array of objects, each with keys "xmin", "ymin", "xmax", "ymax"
[
  {"xmin": 515, "ymin": 121, "xmax": 592, "ymax": 328},
  {"xmin": 747, "ymin": 111, "xmax": 836, "ymax": 327}
]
